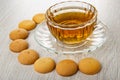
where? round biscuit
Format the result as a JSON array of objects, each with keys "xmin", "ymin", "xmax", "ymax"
[
  {"xmin": 9, "ymin": 28, "xmax": 29, "ymax": 40},
  {"xmin": 33, "ymin": 13, "xmax": 45, "ymax": 24},
  {"xmin": 56, "ymin": 59, "xmax": 78, "ymax": 76},
  {"xmin": 34, "ymin": 57, "xmax": 55, "ymax": 73},
  {"xmin": 18, "ymin": 20, "xmax": 36, "ymax": 31},
  {"xmin": 79, "ymin": 57, "xmax": 101, "ymax": 75},
  {"xmin": 18, "ymin": 49, "xmax": 39, "ymax": 65},
  {"xmin": 9, "ymin": 39, "xmax": 28, "ymax": 52}
]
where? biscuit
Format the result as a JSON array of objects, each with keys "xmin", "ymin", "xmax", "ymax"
[
  {"xmin": 9, "ymin": 39, "xmax": 28, "ymax": 52},
  {"xmin": 34, "ymin": 57, "xmax": 55, "ymax": 73},
  {"xmin": 18, "ymin": 49, "xmax": 39, "ymax": 65},
  {"xmin": 79, "ymin": 57, "xmax": 101, "ymax": 75},
  {"xmin": 18, "ymin": 20, "xmax": 36, "ymax": 31},
  {"xmin": 9, "ymin": 28, "xmax": 29, "ymax": 40},
  {"xmin": 33, "ymin": 13, "xmax": 45, "ymax": 24},
  {"xmin": 56, "ymin": 59, "xmax": 78, "ymax": 76}
]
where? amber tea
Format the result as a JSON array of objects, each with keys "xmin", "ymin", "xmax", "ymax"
[{"xmin": 47, "ymin": 11, "xmax": 96, "ymax": 44}]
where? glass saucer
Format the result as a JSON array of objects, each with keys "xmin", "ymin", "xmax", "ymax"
[{"xmin": 34, "ymin": 21, "xmax": 108, "ymax": 54}]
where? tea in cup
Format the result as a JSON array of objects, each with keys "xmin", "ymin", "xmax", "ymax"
[{"xmin": 46, "ymin": 1, "xmax": 97, "ymax": 46}]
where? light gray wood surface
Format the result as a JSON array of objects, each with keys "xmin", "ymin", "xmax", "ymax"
[{"xmin": 0, "ymin": 0, "xmax": 120, "ymax": 80}]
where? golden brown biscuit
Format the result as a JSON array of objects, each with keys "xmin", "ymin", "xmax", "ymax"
[
  {"xmin": 34, "ymin": 57, "xmax": 55, "ymax": 73},
  {"xmin": 33, "ymin": 13, "xmax": 45, "ymax": 24},
  {"xmin": 18, "ymin": 49, "xmax": 39, "ymax": 65},
  {"xmin": 79, "ymin": 57, "xmax": 101, "ymax": 75},
  {"xmin": 18, "ymin": 20, "xmax": 36, "ymax": 31},
  {"xmin": 56, "ymin": 59, "xmax": 78, "ymax": 76},
  {"xmin": 9, "ymin": 28, "xmax": 29, "ymax": 40},
  {"xmin": 9, "ymin": 39, "xmax": 28, "ymax": 52}
]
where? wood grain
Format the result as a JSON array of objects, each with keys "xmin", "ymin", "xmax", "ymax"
[{"xmin": 0, "ymin": 0, "xmax": 120, "ymax": 80}]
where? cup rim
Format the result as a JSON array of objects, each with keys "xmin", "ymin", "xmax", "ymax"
[{"xmin": 45, "ymin": 1, "xmax": 97, "ymax": 30}]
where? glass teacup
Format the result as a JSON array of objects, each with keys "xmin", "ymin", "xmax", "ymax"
[{"xmin": 45, "ymin": 1, "xmax": 97, "ymax": 47}]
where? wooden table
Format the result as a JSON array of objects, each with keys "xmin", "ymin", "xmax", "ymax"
[{"xmin": 0, "ymin": 0, "xmax": 120, "ymax": 80}]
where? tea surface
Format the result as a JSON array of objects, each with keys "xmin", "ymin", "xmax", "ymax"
[{"xmin": 47, "ymin": 11, "xmax": 95, "ymax": 44}]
